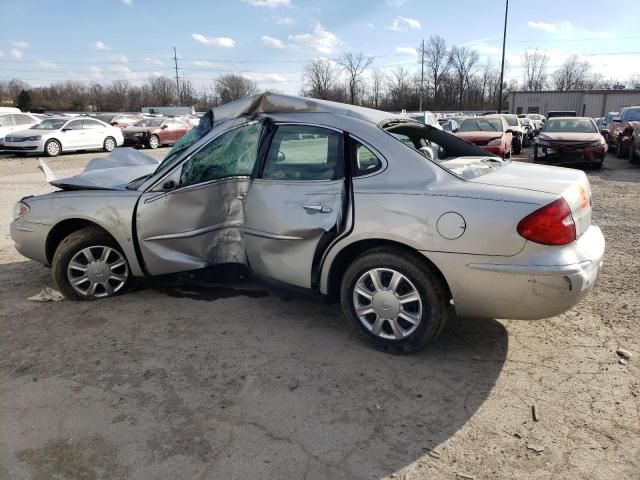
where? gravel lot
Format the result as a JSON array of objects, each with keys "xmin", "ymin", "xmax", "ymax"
[{"xmin": 0, "ymin": 147, "xmax": 638, "ymax": 479}]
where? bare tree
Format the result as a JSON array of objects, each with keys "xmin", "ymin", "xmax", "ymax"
[
  {"xmin": 148, "ymin": 76, "xmax": 176, "ymax": 106},
  {"xmin": 215, "ymin": 74, "xmax": 258, "ymax": 104},
  {"xmin": 522, "ymin": 49, "xmax": 549, "ymax": 91},
  {"xmin": 552, "ymin": 55, "xmax": 592, "ymax": 91},
  {"xmin": 629, "ymin": 73, "xmax": 640, "ymax": 89},
  {"xmin": 337, "ymin": 52, "xmax": 373, "ymax": 104},
  {"xmin": 423, "ymin": 35, "xmax": 451, "ymax": 107},
  {"xmin": 370, "ymin": 68, "xmax": 385, "ymax": 108},
  {"xmin": 387, "ymin": 66, "xmax": 411, "ymax": 110},
  {"xmin": 303, "ymin": 59, "xmax": 335, "ymax": 100},
  {"xmin": 450, "ymin": 46, "xmax": 480, "ymax": 108}
]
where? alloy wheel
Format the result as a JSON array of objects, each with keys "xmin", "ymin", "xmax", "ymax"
[
  {"xmin": 105, "ymin": 137, "xmax": 115, "ymax": 151},
  {"xmin": 67, "ymin": 245, "xmax": 129, "ymax": 298},
  {"xmin": 352, "ymin": 268, "xmax": 423, "ymax": 340},
  {"xmin": 46, "ymin": 141, "xmax": 60, "ymax": 156}
]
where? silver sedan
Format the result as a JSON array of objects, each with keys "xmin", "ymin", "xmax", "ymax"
[{"xmin": 10, "ymin": 94, "xmax": 605, "ymax": 352}]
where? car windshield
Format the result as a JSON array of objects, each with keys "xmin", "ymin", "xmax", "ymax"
[
  {"xmin": 32, "ymin": 119, "xmax": 66, "ymax": 130},
  {"xmin": 135, "ymin": 118, "xmax": 163, "ymax": 127},
  {"xmin": 459, "ymin": 118, "xmax": 502, "ymax": 132},
  {"xmin": 544, "ymin": 119, "xmax": 597, "ymax": 133},
  {"xmin": 502, "ymin": 116, "xmax": 518, "ymax": 126},
  {"xmin": 621, "ymin": 108, "xmax": 640, "ymax": 122}
]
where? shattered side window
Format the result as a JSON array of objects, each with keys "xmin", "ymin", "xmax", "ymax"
[{"xmin": 179, "ymin": 121, "xmax": 263, "ymax": 187}]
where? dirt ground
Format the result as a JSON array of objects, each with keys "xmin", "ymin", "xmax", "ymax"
[{"xmin": 0, "ymin": 147, "xmax": 638, "ymax": 480}]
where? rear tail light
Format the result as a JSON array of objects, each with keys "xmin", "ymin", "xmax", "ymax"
[{"xmin": 517, "ymin": 198, "xmax": 576, "ymax": 245}]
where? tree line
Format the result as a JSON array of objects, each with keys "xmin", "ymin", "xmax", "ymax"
[{"xmin": 1, "ymin": 35, "xmax": 639, "ymax": 113}]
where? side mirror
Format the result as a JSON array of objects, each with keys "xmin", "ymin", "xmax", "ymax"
[
  {"xmin": 452, "ymin": 128, "xmax": 459, "ymax": 133},
  {"xmin": 277, "ymin": 151, "xmax": 286, "ymax": 162},
  {"xmin": 506, "ymin": 129, "xmax": 514, "ymax": 134},
  {"xmin": 163, "ymin": 180, "xmax": 177, "ymax": 190},
  {"xmin": 111, "ymin": 122, "xmax": 118, "ymax": 126},
  {"xmin": 161, "ymin": 124, "xmax": 168, "ymax": 129},
  {"xmin": 61, "ymin": 128, "xmax": 71, "ymax": 132}
]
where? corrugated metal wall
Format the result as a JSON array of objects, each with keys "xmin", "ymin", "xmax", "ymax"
[{"xmin": 510, "ymin": 90, "xmax": 640, "ymax": 117}]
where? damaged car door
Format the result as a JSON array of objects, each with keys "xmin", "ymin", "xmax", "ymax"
[
  {"xmin": 136, "ymin": 120, "xmax": 263, "ymax": 274},
  {"xmin": 243, "ymin": 124, "xmax": 347, "ymax": 288}
]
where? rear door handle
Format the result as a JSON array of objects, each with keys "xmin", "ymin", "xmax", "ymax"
[{"xmin": 303, "ymin": 203, "xmax": 332, "ymax": 214}]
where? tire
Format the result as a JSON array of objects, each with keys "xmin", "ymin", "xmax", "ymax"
[
  {"xmin": 103, "ymin": 136, "xmax": 116, "ymax": 152},
  {"xmin": 147, "ymin": 134, "xmax": 159, "ymax": 149},
  {"xmin": 52, "ymin": 226, "xmax": 130, "ymax": 300},
  {"xmin": 592, "ymin": 160, "xmax": 603, "ymax": 170},
  {"xmin": 44, "ymin": 139, "xmax": 61, "ymax": 157},
  {"xmin": 340, "ymin": 248, "xmax": 451, "ymax": 353}
]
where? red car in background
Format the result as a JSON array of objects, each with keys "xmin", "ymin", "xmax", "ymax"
[
  {"xmin": 534, "ymin": 117, "xmax": 607, "ymax": 169},
  {"xmin": 454, "ymin": 116, "xmax": 513, "ymax": 158},
  {"xmin": 122, "ymin": 117, "xmax": 192, "ymax": 149},
  {"xmin": 608, "ymin": 106, "xmax": 640, "ymax": 158},
  {"xmin": 94, "ymin": 113, "xmax": 144, "ymax": 128}
]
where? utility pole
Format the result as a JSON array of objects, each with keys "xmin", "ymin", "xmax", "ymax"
[
  {"xmin": 173, "ymin": 46, "xmax": 181, "ymax": 107},
  {"xmin": 497, "ymin": 0, "xmax": 508, "ymax": 113},
  {"xmin": 419, "ymin": 38, "xmax": 425, "ymax": 112}
]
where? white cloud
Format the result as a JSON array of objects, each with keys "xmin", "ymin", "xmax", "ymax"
[
  {"xmin": 527, "ymin": 21, "xmax": 557, "ymax": 32},
  {"xmin": 121, "ymin": 0, "xmax": 133, "ymax": 5},
  {"xmin": 36, "ymin": 60, "xmax": 57, "ymax": 69},
  {"xmin": 110, "ymin": 53, "xmax": 129, "ymax": 63},
  {"xmin": 144, "ymin": 57, "xmax": 164, "ymax": 65},
  {"xmin": 90, "ymin": 66, "xmax": 103, "ymax": 78},
  {"xmin": 10, "ymin": 49, "xmax": 23, "ymax": 59},
  {"xmin": 11, "ymin": 40, "xmax": 29, "ymax": 49},
  {"xmin": 243, "ymin": 72, "xmax": 287, "ymax": 83},
  {"xmin": 396, "ymin": 46, "xmax": 417, "ymax": 55},
  {"xmin": 365, "ymin": 23, "xmax": 375, "ymax": 29},
  {"xmin": 274, "ymin": 15, "xmax": 295, "ymax": 25},
  {"xmin": 288, "ymin": 22, "xmax": 338, "ymax": 55},
  {"xmin": 192, "ymin": 33, "xmax": 235, "ymax": 48},
  {"xmin": 386, "ymin": 0, "xmax": 407, "ymax": 6},
  {"xmin": 243, "ymin": 0, "xmax": 290, "ymax": 7},
  {"xmin": 109, "ymin": 64, "xmax": 138, "ymax": 80},
  {"xmin": 262, "ymin": 35, "xmax": 286, "ymax": 49},
  {"xmin": 90, "ymin": 41, "xmax": 111, "ymax": 51},
  {"xmin": 192, "ymin": 60, "xmax": 223, "ymax": 67},
  {"xmin": 388, "ymin": 16, "xmax": 421, "ymax": 31}
]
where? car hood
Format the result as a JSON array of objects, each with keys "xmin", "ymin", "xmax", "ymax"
[
  {"xmin": 42, "ymin": 147, "xmax": 160, "ymax": 190},
  {"xmin": 538, "ymin": 132, "xmax": 600, "ymax": 142},
  {"xmin": 456, "ymin": 131, "xmax": 504, "ymax": 140}
]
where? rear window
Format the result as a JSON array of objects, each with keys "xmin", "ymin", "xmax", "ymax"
[
  {"xmin": 621, "ymin": 108, "xmax": 640, "ymax": 122},
  {"xmin": 459, "ymin": 118, "xmax": 503, "ymax": 132}
]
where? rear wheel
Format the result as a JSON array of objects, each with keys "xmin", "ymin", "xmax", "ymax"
[
  {"xmin": 44, "ymin": 139, "xmax": 61, "ymax": 157},
  {"xmin": 340, "ymin": 248, "xmax": 450, "ymax": 353},
  {"xmin": 103, "ymin": 136, "xmax": 116, "ymax": 152},
  {"xmin": 52, "ymin": 227, "xmax": 130, "ymax": 300},
  {"xmin": 147, "ymin": 134, "xmax": 159, "ymax": 149}
]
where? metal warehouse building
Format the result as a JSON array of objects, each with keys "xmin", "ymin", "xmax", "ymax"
[{"xmin": 509, "ymin": 89, "xmax": 640, "ymax": 117}]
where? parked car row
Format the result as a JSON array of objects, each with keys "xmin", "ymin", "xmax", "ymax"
[{"xmin": 0, "ymin": 109, "xmax": 198, "ymax": 157}]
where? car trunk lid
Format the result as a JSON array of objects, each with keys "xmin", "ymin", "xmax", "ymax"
[{"xmin": 468, "ymin": 161, "xmax": 592, "ymax": 237}]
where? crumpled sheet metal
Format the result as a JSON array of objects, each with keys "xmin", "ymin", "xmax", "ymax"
[
  {"xmin": 138, "ymin": 178, "xmax": 250, "ymax": 274},
  {"xmin": 207, "ymin": 93, "xmax": 403, "ymax": 130},
  {"xmin": 43, "ymin": 147, "xmax": 159, "ymax": 190}
]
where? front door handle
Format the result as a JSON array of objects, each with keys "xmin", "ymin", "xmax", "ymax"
[{"xmin": 303, "ymin": 203, "xmax": 332, "ymax": 214}]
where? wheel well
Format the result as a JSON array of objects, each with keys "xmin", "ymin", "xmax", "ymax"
[
  {"xmin": 46, "ymin": 219, "xmax": 115, "ymax": 264},
  {"xmin": 325, "ymin": 239, "xmax": 452, "ymax": 303}
]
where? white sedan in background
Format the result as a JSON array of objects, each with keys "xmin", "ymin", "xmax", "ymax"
[
  {"xmin": 0, "ymin": 111, "xmax": 41, "ymax": 150},
  {"xmin": 3, "ymin": 117, "xmax": 124, "ymax": 157}
]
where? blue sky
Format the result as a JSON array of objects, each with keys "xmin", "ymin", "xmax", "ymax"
[{"xmin": 0, "ymin": 0, "xmax": 638, "ymax": 93}]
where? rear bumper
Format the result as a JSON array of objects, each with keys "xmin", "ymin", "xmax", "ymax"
[
  {"xmin": 123, "ymin": 136, "xmax": 147, "ymax": 147},
  {"xmin": 424, "ymin": 225, "xmax": 605, "ymax": 320},
  {"xmin": 480, "ymin": 145, "xmax": 505, "ymax": 156}
]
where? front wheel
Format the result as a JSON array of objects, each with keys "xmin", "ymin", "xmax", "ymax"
[
  {"xmin": 103, "ymin": 136, "xmax": 116, "ymax": 152},
  {"xmin": 147, "ymin": 134, "xmax": 159, "ymax": 149},
  {"xmin": 44, "ymin": 139, "xmax": 61, "ymax": 157},
  {"xmin": 340, "ymin": 248, "xmax": 450, "ymax": 353},
  {"xmin": 52, "ymin": 227, "xmax": 130, "ymax": 300}
]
